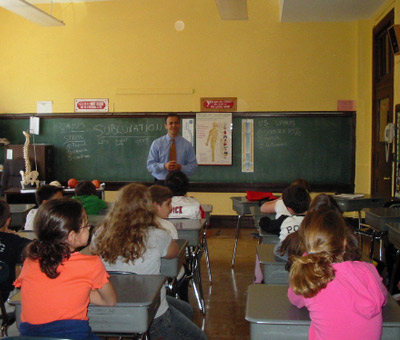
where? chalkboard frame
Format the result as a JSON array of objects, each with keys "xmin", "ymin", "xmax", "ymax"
[{"xmin": 0, "ymin": 111, "xmax": 355, "ymax": 193}]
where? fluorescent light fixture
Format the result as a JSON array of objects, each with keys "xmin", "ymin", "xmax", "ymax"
[
  {"xmin": 215, "ymin": 0, "xmax": 248, "ymax": 20},
  {"xmin": 0, "ymin": 0, "xmax": 64, "ymax": 26}
]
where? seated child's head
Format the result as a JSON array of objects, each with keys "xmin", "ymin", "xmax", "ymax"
[
  {"xmin": 149, "ymin": 185, "xmax": 173, "ymax": 219},
  {"xmin": 31, "ymin": 198, "xmax": 88, "ymax": 278},
  {"xmin": 165, "ymin": 170, "xmax": 189, "ymax": 196},
  {"xmin": 290, "ymin": 178, "xmax": 311, "ymax": 192},
  {"xmin": 0, "ymin": 199, "xmax": 11, "ymax": 230},
  {"xmin": 309, "ymin": 194, "xmax": 342, "ymax": 214},
  {"xmin": 306, "ymin": 194, "xmax": 359, "ymax": 261},
  {"xmin": 94, "ymin": 183, "xmax": 156, "ymax": 264},
  {"xmin": 75, "ymin": 180, "xmax": 96, "ymax": 196},
  {"xmin": 36, "ymin": 184, "xmax": 63, "ymax": 205},
  {"xmin": 282, "ymin": 184, "xmax": 310, "ymax": 215},
  {"xmin": 277, "ymin": 231, "xmax": 303, "ymax": 271},
  {"xmin": 291, "ymin": 208, "xmax": 347, "ymax": 297}
]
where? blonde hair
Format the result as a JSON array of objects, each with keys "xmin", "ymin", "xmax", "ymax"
[
  {"xmin": 93, "ymin": 183, "xmax": 158, "ymax": 264},
  {"xmin": 290, "ymin": 208, "xmax": 346, "ymax": 298}
]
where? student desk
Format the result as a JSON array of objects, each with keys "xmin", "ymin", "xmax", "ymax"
[
  {"xmin": 387, "ymin": 222, "xmax": 400, "ymax": 249},
  {"xmin": 332, "ymin": 194, "xmax": 385, "ymax": 227},
  {"xmin": 385, "ymin": 222, "xmax": 400, "ymax": 294},
  {"xmin": 256, "ymin": 244, "xmax": 288, "ymax": 285},
  {"xmin": 160, "ymin": 239, "xmax": 187, "ymax": 278},
  {"xmin": 63, "ymin": 187, "xmax": 105, "ymax": 200},
  {"xmin": 4, "ymin": 187, "xmax": 105, "ymax": 204},
  {"xmin": 201, "ymin": 204, "xmax": 213, "ymax": 226},
  {"xmin": 245, "ymin": 284, "xmax": 400, "ymax": 340},
  {"xmin": 87, "ymin": 214, "xmax": 106, "ymax": 226},
  {"xmin": 4, "ymin": 188, "xmax": 35, "ymax": 204},
  {"xmin": 169, "ymin": 218, "xmax": 206, "ymax": 247},
  {"xmin": 9, "ymin": 204, "xmax": 35, "ymax": 229},
  {"xmin": 364, "ymin": 208, "xmax": 400, "ymax": 232},
  {"xmin": 230, "ymin": 197, "xmax": 261, "ymax": 267},
  {"xmin": 169, "ymin": 218, "xmax": 206, "ymax": 314},
  {"xmin": 9, "ymin": 274, "xmax": 166, "ymax": 337},
  {"xmin": 250, "ymin": 206, "xmax": 278, "ymax": 244}
]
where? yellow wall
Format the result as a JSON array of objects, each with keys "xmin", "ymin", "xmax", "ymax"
[
  {"xmin": 0, "ymin": 1, "xmax": 357, "ymax": 113},
  {"xmin": 0, "ymin": 0, "xmax": 397, "ymax": 215}
]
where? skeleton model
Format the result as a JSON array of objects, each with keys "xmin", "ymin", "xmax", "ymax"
[
  {"xmin": 0, "ymin": 138, "xmax": 10, "ymax": 145},
  {"xmin": 20, "ymin": 131, "xmax": 40, "ymax": 188}
]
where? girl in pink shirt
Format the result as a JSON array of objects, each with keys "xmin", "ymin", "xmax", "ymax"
[{"xmin": 288, "ymin": 208, "xmax": 387, "ymax": 340}]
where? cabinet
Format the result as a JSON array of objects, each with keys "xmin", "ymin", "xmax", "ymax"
[{"xmin": 4, "ymin": 144, "xmax": 54, "ymax": 183}]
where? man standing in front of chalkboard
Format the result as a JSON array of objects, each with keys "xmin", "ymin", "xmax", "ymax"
[{"xmin": 147, "ymin": 114, "xmax": 198, "ymax": 184}]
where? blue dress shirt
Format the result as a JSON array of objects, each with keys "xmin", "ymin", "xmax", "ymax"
[{"xmin": 147, "ymin": 134, "xmax": 198, "ymax": 180}]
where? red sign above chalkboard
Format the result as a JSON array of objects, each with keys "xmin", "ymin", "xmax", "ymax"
[
  {"xmin": 74, "ymin": 98, "xmax": 109, "ymax": 112},
  {"xmin": 200, "ymin": 97, "xmax": 237, "ymax": 112}
]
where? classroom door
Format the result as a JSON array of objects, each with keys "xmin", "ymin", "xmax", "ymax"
[{"xmin": 371, "ymin": 10, "xmax": 394, "ymax": 199}]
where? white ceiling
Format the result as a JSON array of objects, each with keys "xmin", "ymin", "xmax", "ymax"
[
  {"xmin": 280, "ymin": 0, "xmax": 387, "ymax": 22},
  {"xmin": 8, "ymin": 0, "xmax": 390, "ymax": 22}
]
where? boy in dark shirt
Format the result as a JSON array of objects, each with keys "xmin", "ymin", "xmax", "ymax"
[{"xmin": 0, "ymin": 199, "xmax": 31, "ymax": 300}]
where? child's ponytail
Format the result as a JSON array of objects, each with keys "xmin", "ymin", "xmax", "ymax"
[
  {"xmin": 290, "ymin": 208, "xmax": 347, "ymax": 298},
  {"xmin": 290, "ymin": 252, "xmax": 335, "ymax": 298},
  {"xmin": 23, "ymin": 198, "xmax": 85, "ymax": 278}
]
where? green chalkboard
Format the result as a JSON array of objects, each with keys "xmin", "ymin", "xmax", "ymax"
[{"xmin": 0, "ymin": 113, "xmax": 355, "ymax": 190}]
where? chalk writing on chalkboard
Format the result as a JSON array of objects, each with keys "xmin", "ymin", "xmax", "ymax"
[
  {"xmin": 255, "ymin": 119, "xmax": 302, "ymax": 149},
  {"xmin": 93, "ymin": 123, "xmax": 163, "ymax": 146},
  {"xmin": 59, "ymin": 122, "xmax": 90, "ymax": 161}
]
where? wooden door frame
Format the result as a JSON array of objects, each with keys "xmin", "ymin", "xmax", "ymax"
[{"xmin": 371, "ymin": 9, "xmax": 394, "ymax": 196}]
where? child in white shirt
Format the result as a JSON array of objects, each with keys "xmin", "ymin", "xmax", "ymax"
[
  {"xmin": 165, "ymin": 171, "xmax": 205, "ymax": 219},
  {"xmin": 149, "ymin": 184, "xmax": 189, "ymax": 302}
]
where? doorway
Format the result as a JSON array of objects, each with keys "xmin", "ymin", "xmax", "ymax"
[{"xmin": 371, "ymin": 9, "xmax": 394, "ymax": 199}]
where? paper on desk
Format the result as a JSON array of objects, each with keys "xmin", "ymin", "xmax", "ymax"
[{"xmin": 333, "ymin": 193, "xmax": 365, "ymax": 199}]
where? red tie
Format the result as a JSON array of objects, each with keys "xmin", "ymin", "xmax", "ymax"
[{"xmin": 170, "ymin": 139, "xmax": 176, "ymax": 162}]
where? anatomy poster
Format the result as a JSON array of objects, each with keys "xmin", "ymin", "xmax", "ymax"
[
  {"xmin": 242, "ymin": 119, "xmax": 254, "ymax": 172},
  {"xmin": 182, "ymin": 118, "xmax": 195, "ymax": 146},
  {"xmin": 196, "ymin": 113, "xmax": 232, "ymax": 165}
]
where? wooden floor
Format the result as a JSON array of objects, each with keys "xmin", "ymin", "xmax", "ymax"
[{"xmin": 190, "ymin": 227, "xmax": 259, "ymax": 340}]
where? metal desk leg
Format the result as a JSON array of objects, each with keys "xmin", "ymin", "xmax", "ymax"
[
  {"xmin": 357, "ymin": 210, "xmax": 366, "ymax": 252},
  {"xmin": 191, "ymin": 247, "xmax": 206, "ymax": 315},
  {"xmin": 202, "ymin": 230, "xmax": 212, "ymax": 283},
  {"xmin": 369, "ymin": 230, "xmax": 375, "ymax": 259},
  {"xmin": 389, "ymin": 249, "xmax": 400, "ymax": 294},
  {"xmin": 231, "ymin": 214, "xmax": 242, "ymax": 267}
]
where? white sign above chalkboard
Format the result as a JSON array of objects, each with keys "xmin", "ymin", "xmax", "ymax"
[{"xmin": 74, "ymin": 98, "xmax": 109, "ymax": 112}]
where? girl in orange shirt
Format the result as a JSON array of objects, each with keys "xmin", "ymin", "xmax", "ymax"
[{"xmin": 14, "ymin": 198, "xmax": 116, "ymax": 340}]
